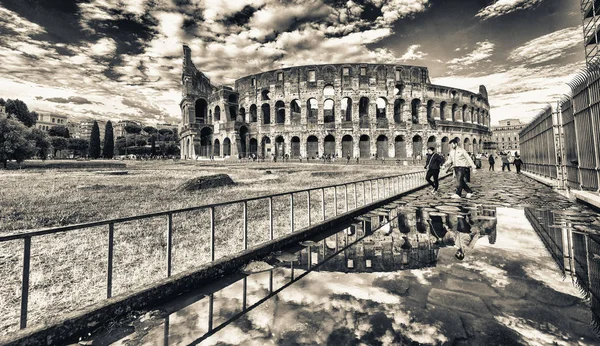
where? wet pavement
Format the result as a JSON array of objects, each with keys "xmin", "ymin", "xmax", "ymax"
[{"xmin": 80, "ymin": 168, "xmax": 600, "ymax": 346}]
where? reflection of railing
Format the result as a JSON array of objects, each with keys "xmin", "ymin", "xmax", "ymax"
[{"xmin": 0, "ymin": 170, "xmax": 427, "ymax": 330}]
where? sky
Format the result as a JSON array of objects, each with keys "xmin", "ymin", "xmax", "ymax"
[{"xmin": 0, "ymin": 0, "xmax": 587, "ymax": 126}]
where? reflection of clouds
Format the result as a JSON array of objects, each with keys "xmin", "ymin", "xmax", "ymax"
[
  {"xmin": 408, "ymin": 268, "xmax": 434, "ymax": 286},
  {"xmin": 458, "ymin": 261, "xmax": 509, "ymax": 287},
  {"xmin": 494, "ymin": 315, "xmax": 574, "ymax": 346}
]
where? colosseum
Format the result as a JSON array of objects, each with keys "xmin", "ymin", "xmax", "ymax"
[{"xmin": 179, "ymin": 45, "xmax": 492, "ymax": 160}]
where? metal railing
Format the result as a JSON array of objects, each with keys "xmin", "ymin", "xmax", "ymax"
[
  {"xmin": 519, "ymin": 106, "xmax": 560, "ymax": 180},
  {"xmin": 0, "ymin": 170, "xmax": 427, "ymax": 330}
]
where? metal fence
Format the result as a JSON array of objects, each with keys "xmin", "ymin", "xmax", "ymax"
[
  {"xmin": 0, "ymin": 170, "xmax": 427, "ymax": 331},
  {"xmin": 519, "ymin": 106, "xmax": 559, "ymax": 179}
]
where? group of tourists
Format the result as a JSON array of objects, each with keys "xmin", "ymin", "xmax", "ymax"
[{"xmin": 423, "ymin": 140, "xmax": 525, "ymax": 200}]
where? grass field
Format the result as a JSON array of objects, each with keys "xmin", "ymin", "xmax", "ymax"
[{"xmin": 0, "ymin": 160, "xmax": 421, "ymax": 337}]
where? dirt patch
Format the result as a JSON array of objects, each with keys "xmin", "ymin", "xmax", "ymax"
[{"xmin": 176, "ymin": 174, "xmax": 235, "ymax": 192}]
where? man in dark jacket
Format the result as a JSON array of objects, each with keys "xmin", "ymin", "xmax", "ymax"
[{"xmin": 424, "ymin": 146, "xmax": 445, "ymax": 193}]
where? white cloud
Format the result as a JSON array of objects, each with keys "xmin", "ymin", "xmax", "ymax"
[
  {"xmin": 377, "ymin": 0, "xmax": 430, "ymax": 24},
  {"xmin": 400, "ymin": 44, "xmax": 428, "ymax": 60},
  {"xmin": 447, "ymin": 41, "xmax": 495, "ymax": 70},
  {"xmin": 508, "ymin": 26, "xmax": 582, "ymax": 64},
  {"xmin": 476, "ymin": 0, "xmax": 545, "ymax": 20},
  {"xmin": 89, "ymin": 37, "xmax": 117, "ymax": 56}
]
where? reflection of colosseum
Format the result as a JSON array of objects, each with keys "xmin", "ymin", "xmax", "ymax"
[{"xmin": 179, "ymin": 45, "xmax": 492, "ymax": 160}]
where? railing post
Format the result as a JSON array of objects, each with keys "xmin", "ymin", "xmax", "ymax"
[
  {"xmin": 290, "ymin": 194, "xmax": 294, "ymax": 233},
  {"xmin": 362, "ymin": 182, "xmax": 366, "ymax": 205},
  {"xmin": 269, "ymin": 197, "xmax": 274, "ymax": 240},
  {"xmin": 208, "ymin": 293, "xmax": 214, "ymax": 331},
  {"xmin": 353, "ymin": 183, "xmax": 357, "ymax": 209},
  {"xmin": 20, "ymin": 236, "xmax": 31, "ymax": 329},
  {"xmin": 210, "ymin": 207, "xmax": 215, "ymax": 261},
  {"xmin": 370, "ymin": 180, "xmax": 373, "ymax": 203},
  {"xmin": 345, "ymin": 185, "xmax": 349, "ymax": 212},
  {"xmin": 321, "ymin": 188, "xmax": 326, "ymax": 221},
  {"xmin": 334, "ymin": 186, "xmax": 338, "ymax": 216},
  {"xmin": 243, "ymin": 201, "xmax": 248, "ymax": 250},
  {"xmin": 307, "ymin": 191, "xmax": 311, "ymax": 226},
  {"xmin": 107, "ymin": 223, "xmax": 114, "ymax": 299},
  {"xmin": 166, "ymin": 213, "xmax": 173, "ymax": 277}
]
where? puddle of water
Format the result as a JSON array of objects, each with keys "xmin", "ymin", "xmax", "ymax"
[{"xmin": 84, "ymin": 202, "xmax": 600, "ymax": 346}]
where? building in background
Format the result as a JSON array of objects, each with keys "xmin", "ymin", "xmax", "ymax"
[
  {"xmin": 35, "ymin": 112, "xmax": 69, "ymax": 132},
  {"xmin": 114, "ymin": 120, "xmax": 143, "ymax": 137},
  {"xmin": 491, "ymin": 118, "xmax": 525, "ymax": 153},
  {"xmin": 79, "ymin": 119, "xmax": 106, "ymax": 142},
  {"xmin": 581, "ymin": 0, "xmax": 600, "ymax": 65}
]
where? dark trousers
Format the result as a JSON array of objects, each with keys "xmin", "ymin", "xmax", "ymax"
[
  {"xmin": 515, "ymin": 164, "xmax": 521, "ymax": 173},
  {"xmin": 454, "ymin": 167, "xmax": 473, "ymax": 196},
  {"xmin": 426, "ymin": 169, "xmax": 440, "ymax": 191},
  {"xmin": 502, "ymin": 163, "xmax": 511, "ymax": 171},
  {"xmin": 489, "ymin": 163, "xmax": 494, "ymax": 171}
]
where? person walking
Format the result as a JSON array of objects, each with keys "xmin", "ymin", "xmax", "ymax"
[
  {"xmin": 441, "ymin": 138, "xmax": 477, "ymax": 199},
  {"xmin": 488, "ymin": 153, "xmax": 495, "ymax": 171},
  {"xmin": 513, "ymin": 154, "xmax": 523, "ymax": 173},
  {"xmin": 501, "ymin": 152, "xmax": 511, "ymax": 171},
  {"xmin": 424, "ymin": 146, "xmax": 444, "ymax": 194}
]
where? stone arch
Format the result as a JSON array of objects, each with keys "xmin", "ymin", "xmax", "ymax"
[
  {"xmin": 262, "ymin": 103, "xmax": 271, "ymax": 124},
  {"xmin": 249, "ymin": 138, "xmax": 258, "ymax": 156},
  {"xmin": 452, "ymin": 104, "xmax": 458, "ymax": 122},
  {"xmin": 376, "ymin": 135, "xmax": 389, "ymax": 158},
  {"xmin": 250, "ymin": 104, "xmax": 257, "ymax": 122},
  {"xmin": 394, "ymin": 83, "xmax": 405, "ymax": 96},
  {"xmin": 274, "ymin": 135, "xmax": 285, "ymax": 157},
  {"xmin": 342, "ymin": 135, "xmax": 353, "ymax": 158},
  {"xmin": 324, "ymin": 99, "xmax": 335, "ymax": 124},
  {"xmin": 261, "ymin": 89, "xmax": 270, "ymax": 101},
  {"xmin": 200, "ymin": 127, "xmax": 212, "ymax": 157},
  {"xmin": 376, "ymin": 97, "xmax": 387, "ymax": 119},
  {"xmin": 324, "ymin": 134, "xmax": 335, "ymax": 156},
  {"xmin": 223, "ymin": 137, "xmax": 231, "ymax": 156},
  {"xmin": 307, "ymin": 135, "xmax": 319, "ymax": 158},
  {"xmin": 238, "ymin": 126, "xmax": 249, "ymax": 157},
  {"xmin": 411, "ymin": 99, "xmax": 421, "ymax": 124},
  {"xmin": 214, "ymin": 138, "xmax": 221, "ymax": 156},
  {"xmin": 359, "ymin": 97, "xmax": 369, "ymax": 118},
  {"xmin": 462, "ymin": 105, "xmax": 468, "ymax": 122},
  {"xmin": 290, "ymin": 99, "xmax": 301, "ymax": 124},
  {"xmin": 323, "ymin": 84, "xmax": 335, "ymax": 97},
  {"xmin": 291, "ymin": 136, "xmax": 301, "ymax": 158},
  {"xmin": 464, "ymin": 137, "xmax": 471, "ymax": 152},
  {"xmin": 341, "ymin": 97, "xmax": 352, "ymax": 122},
  {"xmin": 194, "ymin": 99, "xmax": 208, "ymax": 124},
  {"xmin": 307, "ymin": 98, "xmax": 318, "ymax": 122},
  {"xmin": 239, "ymin": 107, "xmax": 246, "ymax": 122},
  {"xmin": 208, "ymin": 109, "xmax": 212, "ymax": 124},
  {"xmin": 214, "ymin": 105, "xmax": 221, "ymax": 121},
  {"xmin": 229, "ymin": 105, "xmax": 237, "ymax": 120},
  {"xmin": 427, "ymin": 100, "xmax": 435, "ymax": 122},
  {"xmin": 275, "ymin": 100, "xmax": 285, "ymax": 124},
  {"xmin": 470, "ymin": 107, "xmax": 475, "ymax": 123},
  {"xmin": 412, "ymin": 135, "xmax": 423, "ymax": 158},
  {"xmin": 359, "ymin": 134, "xmax": 370, "ymax": 158},
  {"xmin": 472, "ymin": 138, "xmax": 478, "ymax": 154},
  {"xmin": 261, "ymin": 136, "xmax": 271, "ymax": 157},
  {"xmin": 441, "ymin": 136, "xmax": 449, "ymax": 156},
  {"xmin": 394, "ymin": 99, "xmax": 405, "ymax": 123},
  {"xmin": 427, "ymin": 136, "xmax": 436, "ymax": 150},
  {"xmin": 395, "ymin": 135, "xmax": 406, "ymax": 158}
]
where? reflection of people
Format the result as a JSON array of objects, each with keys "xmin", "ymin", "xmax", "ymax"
[
  {"xmin": 454, "ymin": 215, "xmax": 480, "ymax": 260},
  {"xmin": 441, "ymin": 138, "xmax": 477, "ymax": 199}
]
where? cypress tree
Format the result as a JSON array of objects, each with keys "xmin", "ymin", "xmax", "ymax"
[
  {"xmin": 89, "ymin": 120, "xmax": 101, "ymax": 158},
  {"xmin": 103, "ymin": 121, "xmax": 114, "ymax": 159}
]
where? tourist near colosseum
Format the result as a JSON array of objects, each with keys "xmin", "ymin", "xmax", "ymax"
[{"xmin": 179, "ymin": 45, "xmax": 492, "ymax": 161}]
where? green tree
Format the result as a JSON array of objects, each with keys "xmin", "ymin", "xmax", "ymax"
[
  {"xmin": 27, "ymin": 127, "xmax": 51, "ymax": 160},
  {"xmin": 135, "ymin": 137, "xmax": 147, "ymax": 147},
  {"xmin": 0, "ymin": 98, "xmax": 5, "ymax": 106},
  {"xmin": 143, "ymin": 126, "xmax": 157, "ymax": 134},
  {"xmin": 124, "ymin": 124, "xmax": 142, "ymax": 134},
  {"xmin": 50, "ymin": 136, "xmax": 69, "ymax": 157},
  {"xmin": 48, "ymin": 125, "xmax": 70, "ymax": 138},
  {"xmin": 150, "ymin": 134, "xmax": 156, "ymax": 155},
  {"xmin": 5, "ymin": 99, "xmax": 36, "ymax": 127},
  {"xmin": 0, "ymin": 115, "xmax": 36, "ymax": 168},
  {"xmin": 103, "ymin": 121, "xmax": 115, "ymax": 159},
  {"xmin": 68, "ymin": 138, "xmax": 89, "ymax": 157},
  {"xmin": 89, "ymin": 121, "xmax": 101, "ymax": 158}
]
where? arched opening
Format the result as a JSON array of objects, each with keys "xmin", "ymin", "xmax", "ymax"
[
  {"xmin": 394, "ymin": 83, "xmax": 405, "ymax": 96},
  {"xmin": 452, "ymin": 104, "xmax": 458, "ymax": 122},
  {"xmin": 394, "ymin": 99, "xmax": 405, "ymax": 123},
  {"xmin": 359, "ymin": 135, "xmax": 370, "ymax": 158},
  {"xmin": 323, "ymin": 84, "xmax": 335, "ymax": 96},
  {"xmin": 275, "ymin": 100, "xmax": 285, "ymax": 124},
  {"xmin": 250, "ymin": 104, "xmax": 257, "ymax": 122},
  {"xmin": 249, "ymin": 138, "xmax": 258, "ymax": 157},
  {"xmin": 462, "ymin": 105, "xmax": 467, "ymax": 122},
  {"xmin": 229, "ymin": 106, "xmax": 237, "ymax": 121},
  {"xmin": 464, "ymin": 138, "xmax": 471, "ymax": 152},
  {"xmin": 427, "ymin": 100, "xmax": 435, "ymax": 123},
  {"xmin": 476, "ymin": 109, "xmax": 480, "ymax": 124},
  {"xmin": 214, "ymin": 138, "xmax": 221, "ymax": 157},
  {"xmin": 223, "ymin": 137, "xmax": 231, "ymax": 156},
  {"xmin": 411, "ymin": 99, "xmax": 420, "ymax": 124},
  {"xmin": 376, "ymin": 97, "xmax": 387, "ymax": 119},
  {"xmin": 261, "ymin": 89, "xmax": 270, "ymax": 101},
  {"xmin": 261, "ymin": 136, "xmax": 271, "ymax": 157},
  {"xmin": 441, "ymin": 136, "xmax": 449, "ymax": 156},
  {"xmin": 307, "ymin": 98, "xmax": 318, "ymax": 123},
  {"xmin": 291, "ymin": 136, "xmax": 301, "ymax": 158},
  {"xmin": 470, "ymin": 107, "xmax": 475, "ymax": 123},
  {"xmin": 427, "ymin": 136, "xmax": 436, "ymax": 150},
  {"xmin": 275, "ymin": 136, "xmax": 285, "ymax": 157},
  {"xmin": 307, "ymin": 135, "xmax": 319, "ymax": 158},
  {"xmin": 290, "ymin": 100, "xmax": 301, "ymax": 124},
  {"xmin": 341, "ymin": 97, "xmax": 352, "ymax": 122},
  {"xmin": 395, "ymin": 135, "xmax": 406, "ymax": 158},
  {"xmin": 412, "ymin": 135, "xmax": 423, "ymax": 158},
  {"xmin": 376, "ymin": 135, "xmax": 389, "ymax": 158},
  {"xmin": 195, "ymin": 99, "xmax": 208, "ymax": 124},
  {"xmin": 239, "ymin": 107, "xmax": 246, "ymax": 122},
  {"xmin": 324, "ymin": 99, "xmax": 335, "ymax": 124},
  {"xmin": 342, "ymin": 135, "xmax": 353, "ymax": 158},
  {"xmin": 228, "ymin": 94, "xmax": 238, "ymax": 103},
  {"xmin": 214, "ymin": 106, "xmax": 221, "ymax": 121},
  {"xmin": 262, "ymin": 103, "xmax": 270, "ymax": 124},
  {"xmin": 200, "ymin": 127, "xmax": 212, "ymax": 157},
  {"xmin": 324, "ymin": 135, "xmax": 335, "ymax": 155},
  {"xmin": 359, "ymin": 97, "xmax": 369, "ymax": 118},
  {"xmin": 472, "ymin": 139, "xmax": 478, "ymax": 154},
  {"xmin": 239, "ymin": 126, "xmax": 248, "ymax": 157}
]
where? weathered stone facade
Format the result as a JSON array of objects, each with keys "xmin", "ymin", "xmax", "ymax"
[{"xmin": 180, "ymin": 45, "xmax": 492, "ymax": 160}]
